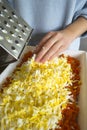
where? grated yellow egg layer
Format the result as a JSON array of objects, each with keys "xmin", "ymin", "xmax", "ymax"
[{"xmin": 0, "ymin": 56, "xmax": 73, "ymax": 130}]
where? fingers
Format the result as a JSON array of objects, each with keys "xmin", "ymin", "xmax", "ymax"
[
  {"xmin": 34, "ymin": 30, "xmax": 72, "ymax": 63},
  {"xmin": 34, "ymin": 32, "xmax": 54, "ymax": 53},
  {"xmin": 36, "ymin": 40, "xmax": 63, "ymax": 63},
  {"xmin": 35, "ymin": 32, "xmax": 63, "ymax": 62},
  {"xmin": 48, "ymin": 45, "xmax": 65, "ymax": 60}
]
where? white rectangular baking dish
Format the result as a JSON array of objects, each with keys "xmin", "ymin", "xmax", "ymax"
[{"xmin": 0, "ymin": 46, "xmax": 87, "ymax": 130}]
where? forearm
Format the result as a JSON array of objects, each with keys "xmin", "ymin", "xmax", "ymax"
[{"xmin": 63, "ymin": 17, "xmax": 87, "ymax": 42}]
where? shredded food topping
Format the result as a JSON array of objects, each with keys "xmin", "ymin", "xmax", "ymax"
[{"xmin": 0, "ymin": 53, "xmax": 80, "ymax": 130}]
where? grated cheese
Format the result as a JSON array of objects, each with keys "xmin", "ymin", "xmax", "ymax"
[{"xmin": 0, "ymin": 55, "xmax": 74, "ymax": 130}]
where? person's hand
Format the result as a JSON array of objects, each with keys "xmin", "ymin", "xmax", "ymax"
[
  {"xmin": 34, "ymin": 30, "xmax": 74, "ymax": 63},
  {"xmin": 34, "ymin": 17, "xmax": 87, "ymax": 63}
]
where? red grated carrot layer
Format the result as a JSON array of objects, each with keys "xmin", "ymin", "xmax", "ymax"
[{"xmin": 55, "ymin": 55, "xmax": 81, "ymax": 130}]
